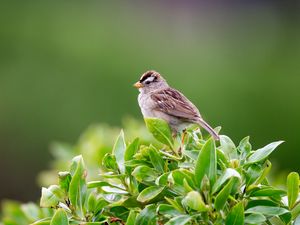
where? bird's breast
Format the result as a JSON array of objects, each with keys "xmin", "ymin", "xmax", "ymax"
[{"xmin": 138, "ymin": 94, "xmax": 156, "ymax": 118}]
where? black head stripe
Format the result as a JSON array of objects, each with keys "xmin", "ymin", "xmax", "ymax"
[{"xmin": 140, "ymin": 71, "xmax": 158, "ymax": 83}]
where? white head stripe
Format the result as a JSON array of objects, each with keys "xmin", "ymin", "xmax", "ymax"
[{"xmin": 145, "ymin": 76, "xmax": 155, "ymax": 82}]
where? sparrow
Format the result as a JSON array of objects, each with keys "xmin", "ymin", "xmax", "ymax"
[{"xmin": 134, "ymin": 70, "xmax": 219, "ymax": 140}]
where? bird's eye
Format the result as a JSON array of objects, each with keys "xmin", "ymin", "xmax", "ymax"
[{"xmin": 145, "ymin": 81, "xmax": 151, "ymax": 84}]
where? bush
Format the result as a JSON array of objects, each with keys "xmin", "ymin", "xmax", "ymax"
[{"xmin": 1, "ymin": 118, "xmax": 300, "ymax": 225}]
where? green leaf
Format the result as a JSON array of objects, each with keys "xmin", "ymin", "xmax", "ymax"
[
  {"xmin": 183, "ymin": 178, "xmax": 194, "ymax": 192},
  {"xmin": 87, "ymin": 192, "xmax": 97, "ymax": 212},
  {"xmin": 244, "ymin": 213, "xmax": 266, "ymax": 224},
  {"xmin": 132, "ymin": 165, "xmax": 159, "ymax": 183},
  {"xmin": 292, "ymin": 203, "xmax": 300, "ymax": 220},
  {"xmin": 50, "ymin": 209, "xmax": 68, "ymax": 225},
  {"xmin": 125, "ymin": 138, "xmax": 139, "ymax": 161},
  {"xmin": 194, "ymin": 138, "xmax": 217, "ymax": 188},
  {"xmin": 246, "ymin": 141, "xmax": 284, "ymax": 164},
  {"xmin": 87, "ymin": 181, "xmax": 125, "ymax": 192},
  {"xmin": 165, "ymin": 215, "xmax": 192, "ymax": 225},
  {"xmin": 250, "ymin": 187, "xmax": 286, "ymax": 197},
  {"xmin": 155, "ymin": 172, "xmax": 170, "ymax": 186},
  {"xmin": 287, "ymin": 172, "xmax": 299, "ymax": 209},
  {"xmin": 253, "ymin": 160, "xmax": 272, "ymax": 185},
  {"xmin": 165, "ymin": 197, "xmax": 185, "ymax": 213},
  {"xmin": 81, "ymin": 223, "xmax": 107, "ymax": 225},
  {"xmin": 237, "ymin": 136, "xmax": 252, "ymax": 151},
  {"xmin": 2, "ymin": 200, "xmax": 30, "ymax": 225},
  {"xmin": 125, "ymin": 159, "xmax": 152, "ymax": 168},
  {"xmin": 238, "ymin": 136, "xmax": 251, "ymax": 151},
  {"xmin": 237, "ymin": 136, "xmax": 252, "ymax": 164},
  {"xmin": 220, "ymin": 135, "xmax": 238, "ymax": 159},
  {"xmin": 48, "ymin": 185, "xmax": 65, "ymax": 199},
  {"xmin": 21, "ymin": 203, "xmax": 40, "ymax": 222},
  {"xmin": 110, "ymin": 206, "xmax": 129, "ymax": 221},
  {"xmin": 246, "ymin": 199, "xmax": 279, "ymax": 209},
  {"xmin": 157, "ymin": 204, "xmax": 182, "ymax": 217},
  {"xmin": 148, "ymin": 145, "xmax": 165, "ymax": 173},
  {"xmin": 215, "ymin": 177, "xmax": 237, "ymax": 211},
  {"xmin": 102, "ymin": 153, "xmax": 118, "ymax": 171},
  {"xmin": 58, "ymin": 172, "xmax": 71, "ymax": 194},
  {"xmin": 280, "ymin": 212, "xmax": 292, "ymax": 224},
  {"xmin": 137, "ymin": 186, "xmax": 165, "ymax": 203},
  {"xmin": 69, "ymin": 155, "xmax": 87, "ymax": 218},
  {"xmin": 101, "ymin": 186, "xmax": 128, "ymax": 194},
  {"xmin": 135, "ymin": 204, "xmax": 156, "ymax": 225},
  {"xmin": 144, "ymin": 117, "xmax": 173, "ymax": 147},
  {"xmin": 216, "ymin": 149, "xmax": 230, "ymax": 169},
  {"xmin": 40, "ymin": 187, "xmax": 59, "ymax": 208},
  {"xmin": 295, "ymin": 215, "xmax": 300, "ymax": 225},
  {"xmin": 122, "ymin": 196, "xmax": 143, "ymax": 208},
  {"xmin": 168, "ymin": 169, "xmax": 196, "ymax": 194},
  {"xmin": 94, "ymin": 198, "xmax": 109, "ymax": 214},
  {"xmin": 87, "ymin": 181, "xmax": 114, "ymax": 188},
  {"xmin": 245, "ymin": 206, "xmax": 289, "ymax": 216},
  {"xmin": 244, "ymin": 164, "xmax": 260, "ymax": 184},
  {"xmin": 225, "ymin": 202, "xmax": 244, "ymax": 225},
  {"xmin": 183, "ymin": 149, "xmax": 199, "ymax": 161},
  {"xmin": 200, "ymin": 175, "xmax": 210, "ymax": 193},
  {"xmin": 126, "ymin": 210, "xmax": 137, "ymax": 225},
  {"xmin": 182, "ymin": 191, "xmax": 208, "ymax": 212},
  {"xmin": 268, "ymin": 216, "xmax": 287, "ymax": 225},
  {"xmin": 31, "ymin": 219, "xmax": 51, "ymax": 225},
  {"xmin": 101, "ymin": 173, "xmax": 126, "ymax": 179},
  {"xmin": 112, "ymin": 130, "xmax": 126, "ymax": 173},
  {"xmin": 212, "ymin": 168, "xmax": 241, "ymax": 194}
]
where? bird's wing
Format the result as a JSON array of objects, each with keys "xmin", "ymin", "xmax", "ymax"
[{"xmin": 150, "ymin": 88, "xmax": 201, "ymax": 122}]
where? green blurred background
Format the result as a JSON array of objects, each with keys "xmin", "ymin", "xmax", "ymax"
[{"xmin": 0, "ymin": 1, "xmax": 299, "ymax": 202}]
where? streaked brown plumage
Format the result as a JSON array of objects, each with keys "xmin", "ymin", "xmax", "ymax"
[{"xmin": 134, "ymin": 70, "xmax": 219, "ymax": 140}]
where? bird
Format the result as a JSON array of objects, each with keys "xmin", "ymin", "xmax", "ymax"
[{"xmin": 133, "ymin": 70, "xmax": 219, "ymax": 140}]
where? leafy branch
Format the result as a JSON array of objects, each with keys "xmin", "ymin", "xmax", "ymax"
[{"xmin": 1, "ymin": 118, "xmax": 300, "ymax": 225}]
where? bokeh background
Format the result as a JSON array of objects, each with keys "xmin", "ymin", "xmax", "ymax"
[{"xmin": 0, "ymin": 1, "xmax": 299, "ymax": 202}]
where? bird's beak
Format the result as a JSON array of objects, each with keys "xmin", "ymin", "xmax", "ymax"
[{"xmin": 133, "ymin": 81, "xmax": 144, "ymax": 88}]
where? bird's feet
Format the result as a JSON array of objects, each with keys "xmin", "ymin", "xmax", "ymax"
[{"xmin": 176, "ymin": 129, "xmax": 187, "ymax": 155}]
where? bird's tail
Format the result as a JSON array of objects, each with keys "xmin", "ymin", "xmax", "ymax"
[{"xmin": 197, "ymin": 118, "xmax": 220, "ymax": 140}]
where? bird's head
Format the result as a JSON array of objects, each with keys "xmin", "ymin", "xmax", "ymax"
[{"xmin": 134, "ymin": 70, "xmax": 168, "ymax": 93}]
